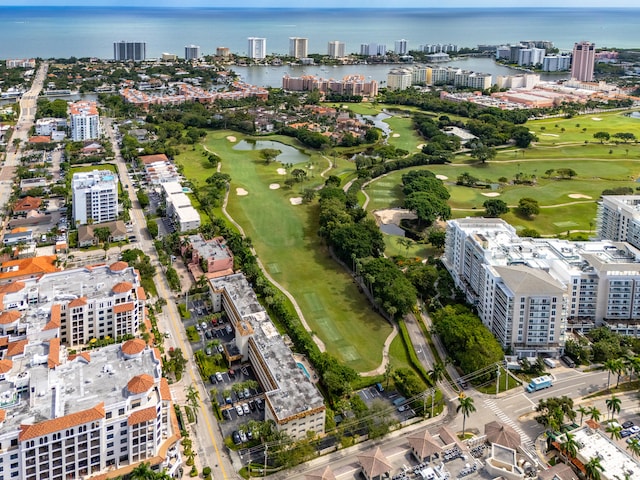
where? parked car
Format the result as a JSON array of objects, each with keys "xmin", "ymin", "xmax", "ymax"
[
  {"xmin": 209, "ymin": 374, "xmax": 217, "ymax": 384},
  {"xmin": 239, "ymin": 430, "xmax": 247, "ymax": 443},
  {"xmin": 630, "ymin": 426, "xmax": 640, "ymax": 434},
  {"xmin": 218, "ymin": 344, "xmax": 224, "ymax": 353},
  {"xmin": 242, "ymin": 403, "xmax": 250, "ymax": 415},
  {"xmin": 205, "ymin": 331, "xmax": 212, "ymax": 340},
  {"xmin": 215, "ymin": 372, "xmax": 223, "ymax": 382},
  {"xmin": 248, "ymin": 400, "xmax": 256, "ymax": 412},
  {"xmin": 205, "ymin": 347, "xmax": 212, "ymax": 356},
  {"xmin": 255, "ymin": 398, "xmax": 264, "ymax": 411},
  {"xmin": 623, "ymin": 421, "xmax": 635, "ymax": 429},
  {"xmin": 621, "ymin": 429, "xmax": 632, "ymax": 438},
  {"xmin": 235, "ymin": 405, "xmax": 244, "ymax": 416},
  {"xmin": 243, "ymin": 388, "xmax": 251, "ymax": 398},
  {"xmin": 232, "ymin": 431, "xmax": 241, "ymax": 445}
]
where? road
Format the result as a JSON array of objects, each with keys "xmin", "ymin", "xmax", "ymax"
[
  {"xmin": 0, "ymin": 62, "xmax": 48, "ymax": 220},
  {"xmin": 102, "ymin": 119, "xmax": 238, "ymax": 479}
]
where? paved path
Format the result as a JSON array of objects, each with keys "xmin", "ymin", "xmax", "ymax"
[{"xmin": 359, "ymin": 325, "xmax": 398, "ymax": 377}]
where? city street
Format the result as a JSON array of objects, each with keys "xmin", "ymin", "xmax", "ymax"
[{"xmin": 102, "ymin": 119, "xmax": 237, "ymax": 479}]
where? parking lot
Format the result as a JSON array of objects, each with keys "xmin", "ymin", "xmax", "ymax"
[{"xmin": 358, "ymin": 385, "xmax": 420, "ymax": 423}]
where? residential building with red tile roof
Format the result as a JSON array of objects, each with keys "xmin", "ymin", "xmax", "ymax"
[
  {"xmin": 13, "ymin": 196, "xmax": 42, "ymax": 213},
  {"xmin": 0, "ymin": 255, "xmax": 58, "ymax": 284}
]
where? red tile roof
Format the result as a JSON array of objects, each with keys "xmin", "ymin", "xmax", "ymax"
[
  {"xmin": 48, "ymin": 338, "xmax": 60, "ymax": 369},
  {"xmin": 128, "ymin": 406, "xmax": 157, "ymax": 425},
  {"xmin": 0, "ymin": 359, "xmax": 13, "ymax": 374},
  {"xmin": 112, "ymin": 281, "xmax": 133, "ymax": 294},
  {"xmin": 127, "ymin": 374, "xmax": 154, "ymax": 395},
  {"xmin": 28, "ymin": 135, "xmax": 51, "ymax": 143},
  {"xmin": 113, "ymin": 302, "xmax": 134, "ymax": 314},
  {"xmin": 0, "ymin": 409, "xmax": 6, "ymax": 423},
  {"xmin": 0, "ymin": 282, "xmax": 25, "ymax": 294},
  {"xmin": 19, "ymin": 403, "xmax": 105, "ymax": 441},
  {"xmin": 68, "ymin": 351, "xmax": 91, "ymax": 363},
  {"xmin": 136, "ymin": 286, "xmax": 146, "ymax": 301},
  {"xmin": 6, "ymin": 339, "xmax": 27, "ymax": 357},
  {"xmin": 139, "ymin": 153, "xmax": 169, "ymax": 165},
  {"xmin": 13, "ymin": 196, "xmax": 42, "ymax": 212},
  {"xmin": 43, "ymin": 304, "xmax": 61, "ymax": 331},
  {"xmin": 68, "ymin": 297, "xmax": 87, "ymax": 308},
  {"xmin": 0, "ymin": 256, "xmax": 58, "ymax": 281},
  {"xmin": 121, "ymin": 338, "xmax": 146, "ymax": 356},
  {"xmin": 0, "ymin": 310, "xmax": 21, "ymax": 325},
  {"xmin": 159, "ymin": 378, "xmax": 172, "ymax": 401}
]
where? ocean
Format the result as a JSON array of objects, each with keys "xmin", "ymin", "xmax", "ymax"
[{"xmin": 0, "ymin": 7, "xmax": 639, "ymax": 60}]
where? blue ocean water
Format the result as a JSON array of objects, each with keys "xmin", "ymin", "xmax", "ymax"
[{"xmin": 0, "ymin": 7, "xmax": 639, "ymax": 59}]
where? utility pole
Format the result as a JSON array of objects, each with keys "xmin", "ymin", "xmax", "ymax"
[
  {"xmin": 263, "ymin": 444, "xmax": 268, "ymax": 479},
  {"xmin": 496, "ymin": 365, "xmax": 501, "ymax": 396}
]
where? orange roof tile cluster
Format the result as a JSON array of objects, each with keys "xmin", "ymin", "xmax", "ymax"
[
  {"xmin": 28, "ymin": 135, "xmax": 51, "ymax": 143},
  {"xmin": 109, "ymin": 261, "xmax": 129, "ymax": 272},
  {"xmin": 0, "ymin": 359, "xmax": 13, "ymax": 374},
  {"xmin": 0, "ymin": 310, "xmax": 21, "ymax": 325},
  {"xmin": 48, "ymin": 338, "xmax": 61, "ymax": 369},
  {"xmin": 19, "ymin": 403, "xmax": 105, "ymax": 441},
  {"xmin": 0, "ymin": 409, "xmax": 6, "ymax": 423},
  {"xmin": 0, "ymin": 282, "xmax": 26, "ymax": 294},
  {"xmin": 139, "ymin": 153, "xmax": 169, "ymax": 165},
  {"xmin": 0, "ymin": 256, "xmax": 58, "ymax": 281},
  {"xmin": 68, "ymin": 351, "xmax": 91, "ymax": 363},
  {"xmin": 113, "ymin": 302, "xmax": 134, "ymax": 314},
  {"xmin": 112, "ymin": 281, "xmax": 133, "ymax": 294},
  {"xmin": 127, "ymin": 374, "xmax": 155, "ymax": 395},
  {"xmin": 68, "ymin": 297, "xmax": 87, "ymax": 308},
  {"xmin": 159, "ymin": 378, "xmax": 172, "ymax": 401},
  {"xmin": 6, "ymin": 339, "xmax": 27, "ymax": 357},
  {"xmin": 43, "ymin": 304, "xmax": 61, "ymax": 331},
  {"xmin": 0, "ymin": 337, "xmax": 8, "ymax": 348},
  {"xmin": 13, "ymin": 196, "xmax": 42, "ymax": 212},
  {"xmin": 121, "ymin": 338, "xmax": 146, "ymax": 356},
  {"xmin": 68, "ymin": 100, "xmax": 98, "ymax": 116},
  {"xmin": 136, "ymin": 286, "xmax": 147, "ymax": 301},
  {"xmin": 127, "ymin": 406, "xmax": 157, "ymax": 425}
]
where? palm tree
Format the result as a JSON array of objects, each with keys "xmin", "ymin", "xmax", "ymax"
[
  {"xmin": 627, "ymin": 438, "xmax": 640, "ymax": 458},
  {"xmin": 584, "ymin": 456, "xmax": 605, "ymax": 480},
  {"xmin": 428, "ymin": 362, "xmax": 445, "ymax": 387},
  {"xmin": 606, "ymin": 423, "xmax": 622, "ymax": 440},
  {"xmin": 605, "ymin": 395, "xmax": 621, "ymax": 421},
  {"xmin": 588, "ymin": 406, "xmax": 602, "ymax": 423},
  {"xmin": 603, "ymin": 358, "xmax": 618, "ymax": 389},
  {"xmin": 186, "ymin": 384, "xmax": 200, "ymax": 421},
  {"xmin": 577, "ymin": 405, "xmax": 589, "ymax": 426},
  {"xmin": 560, "ymin": 432, "xmax": 578, "ymax": 464},
  {"xmin": 457, "ymin": 395, "xmax": 476, "ymax": 438},
  {"xmin": 130, "ymin": 462, "xmax": 155, "ymax": 480},
  {"xmin": 613, "ymin": 358, "xmax": 626, "ymax": 388}
]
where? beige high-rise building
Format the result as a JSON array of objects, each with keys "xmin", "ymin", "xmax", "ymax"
[
  {"xmin": 327, "ymin": 40, "xmax": 345, "ymax": 59},
  {"xmin": 571, "ymin": 41, "xmax": 595, "ymax": 82},
  {"xmin": 289, "ymin": 37, "xmax": 308, "ymax": 59}
]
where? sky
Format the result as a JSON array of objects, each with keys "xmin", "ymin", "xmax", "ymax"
[{"xmin": 2, "ymin": 0, "xmax": 639, "ymax": 7}]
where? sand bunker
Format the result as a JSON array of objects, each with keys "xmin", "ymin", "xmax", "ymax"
[
  {"xmin": 269, "ymin": 183, "xmax": 280, "ymax": 190},
  {"xmin": 236, "ymin": 188, "xmax": 248, "ymax": 196},
  {"xmin": 373, "ymin": 208, "xmax": 417, "ymax": 225},
  {"xmin": 435, "ymin": 174, "xmax": 448, "ymax": 180},
  {"xmin": 568, "ymin": 193, "xmax": 592, "ymax": 199},
  {"xmin": 289, "ymin": 197, "xmax": 302, "ymax": 205},
  {"xmin": 276, "ymin": 168, "xmax": 287, "ymax": 175},
  {"xmin": 592, "ymin": 117, "xmax": 602, "ymax": 121},
  {"xmin": 392, "ymin": 133, "xmax": 400, "ymax": 138},
  {"xmin": 541, "ymin": 133, "xmax": 559, "ymax": 137},
  {"xmin": 226, "ymin": 135, "xmax": 237, "ymax": 142},
  {"xmin": 417, "ymin": 144, "xmax": 425, "ymax": 150},
  {"xmin": 481, "ymin": 192, "xmax": 501, "ymax": 197}
]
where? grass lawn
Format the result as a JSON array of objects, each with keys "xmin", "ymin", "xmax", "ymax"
[
  {"xmin": 385, "ymin": 116, "xmax": 425, "ymax": 152},
  {"xmin": 71, "ymin": 163, "xmax": 118, "ymax": 174},
  {"xmin": 177, "ymin": 130, "xmax": 392, "ymax": 372}
]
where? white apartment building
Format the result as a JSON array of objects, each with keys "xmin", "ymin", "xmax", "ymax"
[
  {"xmin": 289, "ymin": 37, "xmax": 308, "ymax": 59},
  {"xmin": 184, "ymin": 44, "xmax": 201, "ymax": 60},
  {"xmin": 247, "ymin": 37, "xmax": 267, "ymax": 60},
  {"xmin": 542, "ymin": 54, "xmax": 571, "ymax": 72},
  {"xmin": 209, "ymin": 273, "xmax": 326, "ymax": 440},
  {"xmin": 72, "ymin": 170, "xmax": 119, "ymax": 226},
  {"xmin": 360, "ymin": 43, "xmax": 386, "ymax": 57},
  {"xmin": 113, "ymin": 41, "xmax": 146, "ymax": 61},
  {"xmin": 161, "ymin": 182, "xmax": 200, "ymax": 232},
  {"xmin": 444, "ymin": 218, "xmax": 640, "ymax": 357},
  {"xmin": 517, "ymin": 47, "xmax": 545, "ymax": 66},
  {"xmin": 387, "ymin": 68, "xmax": 413, "ymax": 91},
  {"xmin": 394, "ymin": 39, "xmax": 408, "ymax": 55},
  {"xmin": 327, "ymin": 41, "xmax": 345, "ymax": 59},
  {"xmin": 69, "ymin": 101, "xmax": 100, "ymax": 141},
  {"xmin": 496, "ymin": 73, "xmax": 540, "ymax": 90},
  {"xmin": 597, "ymin": 195, "xmax": 640, "ymax": 249}
]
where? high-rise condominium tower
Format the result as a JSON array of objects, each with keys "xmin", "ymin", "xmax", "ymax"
[{"xmin": 571, "ymin": 41, "xmax": 595, "ymax": 82}]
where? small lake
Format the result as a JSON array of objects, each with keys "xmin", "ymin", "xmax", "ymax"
[
  {"xmin": 232, "ymin": 139, "xmax": 310, "ymax": 165},
  {"xmin": 360, "ymin": 112, "xmax": 392, "ymax": 137},
  {"xmin": 380, "ymin": 223, "xmax": 406, "ymax": 237},
  {"xmin": 629, "ymin": 112, "xmax": 640, "ymax": 119}
]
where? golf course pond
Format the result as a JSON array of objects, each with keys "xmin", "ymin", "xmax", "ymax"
[{"xmin": 232, "ymin": 139, "xmax": 310, "ymax": 164}]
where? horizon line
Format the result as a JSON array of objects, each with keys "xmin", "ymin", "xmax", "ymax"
[{"xmin": 2, "ymin": 4, "xmax": 640, "ymax": 8}]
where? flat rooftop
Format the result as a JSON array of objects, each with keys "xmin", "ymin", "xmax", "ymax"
[
  {"xmin": 572, "ymin": 426, "xmax": 640, "ymax": 480},
  {"xmin": 187, "ymin": 235, "xmax": 232, "ymax": 261},
  {"xmin": 210, "ymin": 274, "xmax": 324, "ymax": 422}
]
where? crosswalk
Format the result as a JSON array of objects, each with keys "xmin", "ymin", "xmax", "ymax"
[{"xmin": 484, "ymin": 399, "xmax": 537, "ymax": 459}]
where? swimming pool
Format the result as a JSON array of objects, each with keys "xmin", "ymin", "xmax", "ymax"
[{"xmin": 296, "ymin": 362, "xmax": 310, "ymax": 379}]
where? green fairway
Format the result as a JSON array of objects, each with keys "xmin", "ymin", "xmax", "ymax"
[
  {"xmin": 177, "ymin": 130, "xmax": 392, "ymax": 372},
  {"xmin": 385, "ymin": 115, "xmax": 425, "ymax": 152}
]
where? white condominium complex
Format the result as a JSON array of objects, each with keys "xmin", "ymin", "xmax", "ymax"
[
  {"xmin": 289, "ymin": 37, "xmax": 308, "ymax": 59},
  {"xmin": 69, "ymin": 101, "xmax": 100, "ymax": 141},
  {"xmin": 72, "ymin": 170, "xmax": 119, "ymax": 226},
  {"xmin": 444, "ymin": 218, "xmax": 640, "ymax": 357},
  {"xmin": 113, "ymin": 41, "xmax": 146, "ymax": 61},
  {"xmin": 327, "ymin": 40, "xmax": 345, "ymax": 59},
  {"xmin": 0, "ymin": 262, "xmax": 180, "ymax": 480},
  {"xmin": 598, "ymin": 195, "xmax": 640, "ymax": 249},
  {"xmin": 184, "ymin": 44, "xmax": 201, "ymax": 60},
  {"xmin": 209, "ymin": 273, "xmax": 326, "ymax": 440},
  {"xmin": 247, "ymin": 37, "xmax": 267, "ymax": 60},
  {"xmin": 394, "ymin": 39, "xmax": 408, "ymax": 55}
]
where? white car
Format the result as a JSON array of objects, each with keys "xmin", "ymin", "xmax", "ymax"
[
  {"xmin": 242, "ymin": 403, "xmax": 250, "ymax": 415},
  {"xmin": 235, "ymin": 405, "xmax": 244, "ymax": 416}
]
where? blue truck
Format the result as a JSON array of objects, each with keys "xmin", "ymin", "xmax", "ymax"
[{"xmin": 526, "ymin": 375, "xmax": 553, "ymax": 393}]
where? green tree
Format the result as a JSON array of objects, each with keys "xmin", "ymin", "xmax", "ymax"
[
  {"xmin": 606, "ymin": 423, "xmax": 622, "ymax": 440},
  {"xmin": 588, "ymin": 406, "xmax": 601, "ymax": 423},
  {"xmin": 517, "ymin": 197, "xmax": 540, "ymax": 218},
  {"xmin": 584, "ymin": 456, "xmax": 605, "ymax": 480},
  {"xmin": 457, "ymin": 395, "xmax": 476, "ymax": 438},
  {"xmin": 603, "ymin": 358, "xmax": 619, "ymax": 389},
  {"xmin": 483, "ymin": 199, "xmax": 509, "ymax": 217},
  {"xmin": 427, "ymin": 229, "xmax": 446, "ymax": 249},
  {"xmin": 470, "ymin": 144, "xmax": 497, "ymax": 164},
  {"xmin": 186, "ymin": 384, "xmax": 200, "ymax": 420},
  {"xmin": 605, "ymin": 395, "xmax": 621, "ymax": 420},
  {"xmin": 577, "ymin": 405, "xmax": 589, "ymax": 426},
  {"xmin": 627, "ymin": 438, "xmax": 640, "ymax": 458},
  {"xmin": 93, "ymin": 226, "xmax": 111, "ymax": 244},
  {"xmin": 593, "ymin": 131, "xmax": 610, "ymax": 144},
  {"xmin": 560, "ymin": 432, "xmax": 578, "ymax": 464},
  {"xmin": 512, "ymin": 126, "xmax": 537, "ymax": 148},
  {"xmin": 260, "ymin": 148, "xmax": 281, "ymax": 164}
]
